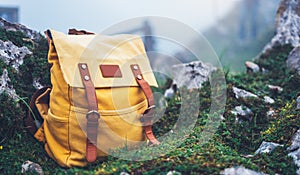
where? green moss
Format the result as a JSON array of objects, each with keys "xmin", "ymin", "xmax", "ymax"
[
  {"xmin": 251, "ymin": 147, "xmax": 297, "ymax": 175},
  {"xmin": 0, "ymin": 93, "xmax": 24, "ymax": 144},
  {"xmin": 262, "ymin": 101, "xmax": 300, "ymax": 143}
]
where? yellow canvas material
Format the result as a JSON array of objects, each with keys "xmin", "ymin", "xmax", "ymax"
[
  {"xmin": 34, "ymin": 29, "xmax": 158, "ymax": 167},
  {"xmin": 50, "ymin": 30, "xmax": 157, "ymax": 88}
]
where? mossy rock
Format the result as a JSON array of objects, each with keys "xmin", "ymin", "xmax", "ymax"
[{"xmin": 0, "ymin": 28, "xmax": 50, "ymax": 145}]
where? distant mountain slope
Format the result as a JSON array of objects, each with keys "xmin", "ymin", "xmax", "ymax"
[{"xmin": 203, "ymin": 0, "xmax": 280, "ymax": 72}]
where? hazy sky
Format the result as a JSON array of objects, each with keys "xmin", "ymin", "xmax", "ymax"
[{"xmin": 1, "ymin": 0, "xmax": 240, "ymax": 33}]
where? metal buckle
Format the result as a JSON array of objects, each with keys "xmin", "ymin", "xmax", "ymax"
[
  {"xmin": 86, "ymin": 110, "xmax": 100, "ymax": 120},
  {"xmin": 143, "ymin": 105, "xmax": 155, "ymax": 115},
  {"xmin": 140, "ymin": 105, "xmax": 156, "ymax": 123},
  {"xmin": 144, "ymin": 105, "xmax": 156, "ymax": 114}
]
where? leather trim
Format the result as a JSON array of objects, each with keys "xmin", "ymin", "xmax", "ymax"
[
  {"xmin": 68, "ymin": 28, "xmax": 95, "ymax": 35},
  {"xmin": 130, "ymin": 64, "xmax": 160, "ymax": 145},
  {"xmin": 78, "ymin": 63, "xmax": 99, "ymax": 163},
  {"xmin": 100, "ymin": 65, "xmax": 122, "ymax": 78}
]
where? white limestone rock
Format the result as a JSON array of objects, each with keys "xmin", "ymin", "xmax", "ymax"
[
  {"xmin": 232, "ymin": 87, "xmax": 258, "ymax": 100},
  {"xmin": 171, "ymin": 61, "xmax": 216, "ymax": 89},
  {"xmin": 255, "ymin": 141, "xmax": 283, "ymax": 154}
]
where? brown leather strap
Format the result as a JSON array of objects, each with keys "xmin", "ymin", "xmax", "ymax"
[
  {"xmin": 68, "ymin": 28, "xmax": 95, "ymax": 35},
  {"xmin": 78, "ymin": 63, "xmax": 100, "ymax": 163},
  {"xmin": 130, "ymin": 64, "xmax": 160, "ymax": 145}
]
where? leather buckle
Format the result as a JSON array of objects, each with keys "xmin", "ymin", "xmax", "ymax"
[{"xmin": 86, "ymin": 110, "xmax": 100, "ymax": 120}]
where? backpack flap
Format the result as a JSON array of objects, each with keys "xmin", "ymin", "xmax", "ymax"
[{"xmin": 48, "ymin": 30, "xmax": 158, "ymax": 88}]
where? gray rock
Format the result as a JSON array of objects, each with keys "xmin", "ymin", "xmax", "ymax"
[
  {"xmin": 264, "ymin": 96, "xmax": 275, "ymax": 104},
  {"xmin": 287, "ymin": 46, "xmax": 300, "ymax": 76},
  {"xmin": 255, "ymin": 141, "xmax": 283, "ymax": 154},
  {"xmin": 232, "ymin": 87, "xmax": 258, "ymax": 100},
  {"xmin": 220, "ymin": 166, "xmax": 266, "ymax": 175},
  {"xmin": 288, "ymin": 131, "xmax": 300, "ymax": 175},
  {"xmin": 171, "ymin": 61, "xmax": 216, "ymax": 89},
  {"xmin": 297, "ymin": 96, "xmax": 300, "ymax": 110},
  {"xmin": 261, "ymin": 0, "xmax": 300, "ymax": 54},
  {"xmin": 0, "ymin": 69, "xmax": 18, "ymax": 100},
  {"xmin": 231, "ymin": 106, "xmax": 253, "ymax": 121},
  {"xmin": 245, "ymin": 61, "xmax": 260, "ymax": 73},
  {"xmin": 288, "ymin": 130, "xmax": 300, "ymax": 152},
  {"xmin": 164, "ymin": 81, "xmax": 177, "ymax": 99},
  {"xmin": 21, "ymin": 160, "xmax": 44, "ymax": 175},
  {"xmin": 267, "ymin": 85, "xmax": 283, "ymax": 93},
  {"xmin": 0, "ymin": 40, "xmax": 32, "ymax": 71},
  {"xmin": 266, "ymin": 109, "xmax": 276, "ymax": 118},
  {"xmin": 33, "ymin": 78, "xmax": 44, "ymax": 90},
  {"xmin": 288, "ymin": 149, "xmax": 300, "ymax": 168},
  {"xmin": 262, "ymin": 68, "xmax": 269, "ymax": 74},
  {"xmin": 0, "ymin": 18, "xmax": 41, "ymax": 41},
  {"xmin": 166, "ymin": 170, "xmax": 181, "ymax": 175}
]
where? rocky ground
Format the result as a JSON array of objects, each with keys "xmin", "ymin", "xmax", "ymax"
[{"xmin": 1, "ymin": 1, "xmax": 300, "ymax": 174}]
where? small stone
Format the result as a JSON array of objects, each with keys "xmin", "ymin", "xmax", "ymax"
[
  {"xmin": 297, "ymin": 96, "xmax": 300, "ymax": 110},
  {"xmin": 241, "ymin": 154, "xmax": 254, "ymax": 158},
  {"xmin": 266, "ymin": 109, "xmax": 276, "ymax": 118},
  {"xmin": 267, "ymin": 85, "xmax": 283, "ymax": 93},
  {"xmin": 33, "ymin": 78, "xmax": 44, "ymax": 89},
  {"xmin": 21, "ymin": 160, "xmax": 44, "ymax": 175},
  {"xmin": 220, "ymin": 115, "xmax": 225, "ymax": 121},
  {"xmin": 232, "ymin": 86, "xmax": 258, "ymax": 99},
  {"xmin": 231, "ymin": 106, "xmax": 253, "ymax": 121},
  {"xmin": 164, "ymin": 83, "xmax": 177, "ymax": 99},
  {"xmin": 220, "ymin": 166, "xmax": 266, "ymax": 175},
  {"xmin": 245, "ymin": 61, "xmax": 260, "ymax": 73},
  {"xmin": 166, "ymin": 170, "xmax": 181, "ymax": 175},
  {"xmin": 264, "ymin": 96, "xmax": 275, "ymax": 104},
  {"xmin": 262, "ymin": 68, "xmax": 268, "ymax": 74},
  {"xmin": 255, "ymin": 141, "xmax": 283, "ymax": 154}
]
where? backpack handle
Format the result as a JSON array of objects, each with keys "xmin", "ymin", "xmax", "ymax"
[{"xmin": 68, "ymin": 28, "xmax": 94, "ymax": 35}]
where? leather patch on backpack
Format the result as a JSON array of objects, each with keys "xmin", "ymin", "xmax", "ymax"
[{"xmin": 99, "ymin": 65, "xmax": 122, "ymax": 78}]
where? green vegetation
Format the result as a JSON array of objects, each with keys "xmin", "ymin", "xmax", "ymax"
[{"xmin": 0, "ymin": 29, "xmax": 299, "ymax": 174}]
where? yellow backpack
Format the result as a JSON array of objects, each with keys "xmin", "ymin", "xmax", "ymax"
[{"xmin": 25, "ymin": 29, "xmax": 159, "ymax": 167}]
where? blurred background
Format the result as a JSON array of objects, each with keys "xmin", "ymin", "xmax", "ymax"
[{"xmin": 0, "ymin": 0, "xmax": 281, "ymax": 72}]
